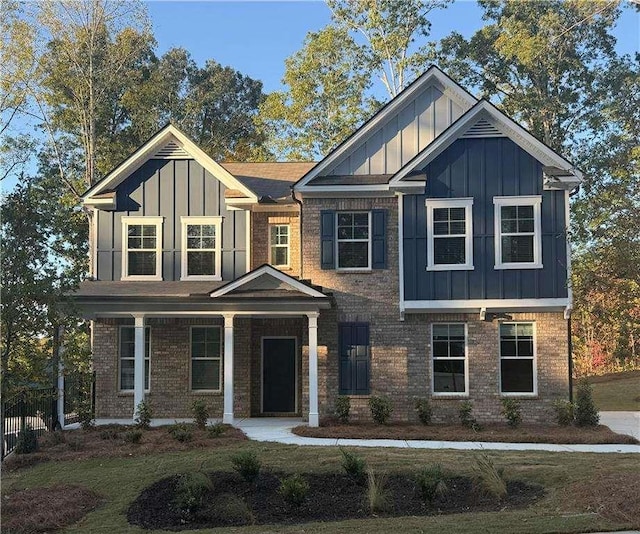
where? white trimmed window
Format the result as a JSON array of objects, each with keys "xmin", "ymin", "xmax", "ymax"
[
  {"xmin": 122, "ymin": 217, "xmax": 163, "ymax": 280},
  {"xmin": 336, "ymin": 212, "xmax": 371, "ymax": 270},
  {"xmin": 426, "ymin": 198, "xmax": 474, "ymax": 270},
  {"xmin": 190, "ymin": 326, "xmax": 222, "ymax": 391},
  {"xmin": 494, "ymin": 196, "xmax": 542, "ymax": 269},
  {"xmin": 499, "ymin": 322, "xmax": 537, "ymax": 395},
  {"xmin": 119, "ymin": 326, "xmax": 150, "ymax": 392},
  {"xmin": 270, "ymin": 224, "xmax": 290, "ymax": 267},
  {"xmin": 180, "ymin": 217, "xmax": 222, "ymax": 280},
  {"xmin": 432, "ymin": 323, "xmax": 468, "ymax": 395}
]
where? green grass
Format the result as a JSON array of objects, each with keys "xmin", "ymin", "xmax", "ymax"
[
  {"xmin": 3, "ymin": 441, "xmax": 639, "ymax": 533},
  {"xmin": 588, "ymin": 370, "xmax": 640, "ymax": 411}
]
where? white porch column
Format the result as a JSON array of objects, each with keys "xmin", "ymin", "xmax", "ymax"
[
  {"xmin": 223, "ymin": 314, "xmax": 235, "ymax": 424},
  {"xmin": 133, "ymin": 314, "xmax": 146, "ymax": 420},
  {"xmin": 307, "ymin": 312, "xmax": 319, "ymax": 427}
]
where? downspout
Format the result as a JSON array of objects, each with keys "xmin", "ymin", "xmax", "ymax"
[
  {"xmin": 568, "ymin": 317, "xmax": 573, "ymax": 402},
  {"xmin": 566, "ymin": 185, "xmax": 579, "ymax": 401},
  {"xmin": 291, "ymin": 187, "xmax": 303, "ymax": 280}
]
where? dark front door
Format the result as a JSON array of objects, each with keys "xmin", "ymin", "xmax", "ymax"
[{"xmin": 262, "ymin": 337, "xmax": 296, "ymax": 413}]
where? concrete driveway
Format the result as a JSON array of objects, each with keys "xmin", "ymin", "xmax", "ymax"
[{"xmin": 600, "ymin": 411, "xmax": 640, "ymax": 440}]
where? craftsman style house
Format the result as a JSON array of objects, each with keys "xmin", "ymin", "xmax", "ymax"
[{"xmin": 74, "ymin": 66, "xmax": 581, "ymax": 426}]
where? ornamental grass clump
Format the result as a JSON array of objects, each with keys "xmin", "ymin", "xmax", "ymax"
[
  {"xmin": 416, "ymin": 464, "xmax": 448, "ymax": 503},
  {"xmin": 473, "ymin": 453, "xmax": 507, "ymax": 500},
  {"xmin": 366, "ymin": 468, "xmax": 392, "ymax": 513}
]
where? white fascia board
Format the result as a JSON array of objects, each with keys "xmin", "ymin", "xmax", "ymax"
[
  {"xmin": 294, "ymin": 66, "xmax": 477, "ymax": 190},
  {"xmin": 403, "ymin": 298, "xmax": 569, "ymax": 314},
  {"xmin": 83, "ymin": 124, "xmax": 258, "ymax": 203},
  {"xmin": 209, "ymin": 264, "xmax": 326, "ymax": 298},
  {"xmin": 296, "ymin": 184, "xmax": 396, "ymax": 198},
  {"xmin": 84, "ymin": 197, "xmax": 116, "ymax": 209}
]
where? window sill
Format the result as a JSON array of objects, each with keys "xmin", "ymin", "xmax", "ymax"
[
  {"xmin": 190, "ymin": 390, "xmax": 222, "ymax": 395},
  {"xmin": 431, "ymin": 393, "xmax": 469, "ymax": 399},
  {"xmin": 339, "ymin": 394, "xmax": 371, "ymax": 398},
  {"xmin": 494, "ymin": 264, "xmax": 543, "ymax": 270},
  {"xmin": 500, "ymin": 393, "xmax": 538, "ymax": 399},
  {"xmin": 180, "ymin": 276, "xmax": 222, "ymax": 281},
  {"xmin": 121, "ymin": 276, "xmax": 163, "ymax": 281},
  {"xmin": 117, "ymin": 391, "xmax": 150, "ymax": 397},
  {"xmin": 427, "ymin": 265, "xmax": 474, "ymax": 271},
  {"xmin": 336, "ymin": 269, "xmax": 373, "ymax": 274}
]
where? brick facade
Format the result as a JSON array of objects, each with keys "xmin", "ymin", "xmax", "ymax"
[{"xmin": 250, "ymin": 210, "xmax": 301, "ymax": 277}]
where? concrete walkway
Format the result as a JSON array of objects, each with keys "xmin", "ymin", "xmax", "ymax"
[
  {"xmin": 234, "ymin": 417, "xmax": 640, "ymax": 454},
  {"xmin": 600, "ymin": 411, "xmax": 640, "ymax": 440}
]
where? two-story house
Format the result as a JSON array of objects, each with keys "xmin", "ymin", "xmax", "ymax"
[{"xmin": 74, "ymin": 66, "xmax": 581, "ymax": 425}]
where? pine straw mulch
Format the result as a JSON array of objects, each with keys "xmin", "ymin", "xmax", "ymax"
[
  {"xmin": 293, "ymin": 422, "xmax": 639, "ymax": 444},
  {"xmin": 2, "ymin": 484, "xmax": 103, "ymax": 534},
  {"xmin": 3, "ymin": 424, "xmax": 246, "ymax": 471}
]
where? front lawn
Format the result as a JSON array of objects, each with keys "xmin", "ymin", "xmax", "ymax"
[{"xmin": 588, "ymin": 370, "xmax": 640, "ymax": 411}]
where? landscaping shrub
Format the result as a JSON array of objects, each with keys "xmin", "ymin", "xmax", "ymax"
[
  {"xmin": 473, "ymin": 453, "xmax": 507, "ymax": 500},
  {"xmin": 99, "ymin": 428, "xmax": 120, "ymax": 440},
  {"xmin": 168, "ymin": 423, "xmax": 193, "ymax": 443},
  {"xmin": 174, "ymin": 472, "xmax": 213, "ymax": 515},
  {"xmin": 279, "ymin": 474, "xmax": 310, "ymax": 507},
  {"xmin": 369, "ymin": 396, "xmax": 393, "ymax": 425},
  {"xmin": 366, "ymin": 469, "xmax": 392, "ymax": 513},
  {"xmin": 123, "ymin": 430, "xmax": 143, "ymax": 444},
  {"xmin": 459, "ymin": 400, "xmax": 481, "ymax": 431},
  {"xmin": 77, "ymin": 399, "xmax": 95, "ymax": 430},
  {"xmin": 135, "ymin": 399, "xmax": 152, "ymax": 430},
  {"xmin": 553, "ymin": 399, "xmax": 575, "ymax": 426},
  {"xmin": 207, "ymin": 422, "xmax": 226, "ymax": 438},
  {"xmin": 416, "ymin": 464, "xmax": 448, "ymax": 503},
  {"xmin": 335, "ymin": 396, "xmax": 351, "ymax": 423},
  {"xmin": 192, "ymin": 399, "xmax": 209, "ymax": 429},
  {"xmin": 341, "ymin": 448, "xmax": 367, "ymax": 484},
  {"xmin": 231, "ymin": 450, "xmax": 261, "ymax": 483},
  {"xmin": 414, "ymin": 398, "xmax": 432, "ymax": 425},
  {"xmin": 15, "ymin": 424, "xmax": 38, "ymax": 454},
  {"xmin": 574, "ymin": 380, "xmax": 600, "ymax": 427},
  {"xmin": 501, "ymin": 398, "xmax": 522, "ymax": 428}
]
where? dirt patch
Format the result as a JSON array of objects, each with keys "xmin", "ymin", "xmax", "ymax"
[
  {"xmin": 2, "ymin": 484, "xmax": 103, "ymax": 533},
  {"xmin": 293, "ymin": 422, "xmax": 638, "ymax": 444},
  {"xmin": 127, "ymin": 470, "xmax": 544, "ymax": 530}
]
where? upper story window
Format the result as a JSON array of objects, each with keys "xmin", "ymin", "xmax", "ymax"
[
  {"xmin": 499, "ymin": 322, "xmax": 537, "ymax": 395},
  {"xmin": 432, "ymin": 323, "xmax": 468, "ymax": 396},
  {"xmin": 494, "ymin": 196, "xmax": 542, "ymax": 269},
  {"xmin": 180, "ymin": 217, "xmax": 222, "ymax": 280},
  {"xmin": 336, "ymin": 212, "xmax": 371, "ymax": 270},
  {"xmin": 270, "ymin": 224, "xmax": 290, "ymax": 267},
  {"xmin": 426, "ymin": 198, "xmax": 474, "ymax": 270},
  {"xmin": 121, "ymin": 216, "xmax": 163, "ymax": 280}
]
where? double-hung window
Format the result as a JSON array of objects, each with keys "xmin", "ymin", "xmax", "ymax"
[
  {"xmin": 122, "ymin": 217, "xmax": 163, "ymax": 280},
  {"xmin": 181, "ymin": 217, "xmax": 222, "ymax": 280},
  {"xmin": 426, "ymin": 198, "xmax": 474, "ymax": 270},
  {"xmin": 270, "ymin": 224, "xmax": 290, "ymax": 267},
  {"xmin": 432, "ymin": 323, "xmax": 468, "ymax": 395},
  {"xmin": 494, "ymin": 196, "xmax": 542, "ymax": 269},
  {"xmin": 190, "ymin": 326, "xmax": 222, "ymax": 391},
  {"xmin": 499, "ymin": 322, "xmax": 537, "ymax": 395},
  {"xmin": 119, "ymin": 326, "xmax": 150, "ymax": 392},
  {"xmin": 336, "ymin": 212, "xmax": 371, "ymax": 270}
]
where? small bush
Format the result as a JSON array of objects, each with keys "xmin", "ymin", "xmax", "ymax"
[
  {"xmin": 174, "ymin": 472, "xmax": 212, "ymax": 515},
  {"xmin": 473, "ymin": 453, "xmax": 507, "ymax": 500},
  {"xmin": 231, "ymin": 450, "xmax": 261, "ymax": 483},
  {"xmin": 416, "ymin": 464, "xmax": 448, "ymax": 503},
  {"xmin": 207, "ymin": 422, "xmax": 226, "ymax": 438},
  {"xmin": 191, "ymin": 400, "xmax": 209, "ymax": 429},
  {"xmin": 335, "ymin": 396, "xmax": 351, "ymax": 423},
  {"xmin": 135, "ymin": 399, "xmax": 152, "ymax": 430},
  {"xmin": 99, "ymin": 428, "xmax": 120, "ymax": 440},
  {"xmin": 414, "ymin": 398, "xmax": 432, "ymax": 425},
  {"xmin": 369, "ymin": 396, "xmax": 393, "ymax": 425},
  {"xmin": 77, "ymin": 399, "xmax": 95, "ymax": 430},
  {"xmin": 459, "ymin": 400, "xmax": 482, "ymax": 431},
  {"xmin": 366, "ymin": 469, "xmax": 392, "ymax": 513},
  {"xmin": 168, "ymin": 423, "xmax": 193, "ymax": 443},
  {"xmin": 553, "ymin": 399, "xmax": 575, "ymax": 426},
  {"xmin": 123, "ymin": 430, "xmax": 143, "ymax": 444},
  {"xmin": 341, "ymin": 448, "xmax": 367, "ymax": 484},
  {"xmin": 574, "ymin": 380, "xmax": 600, "ymax": 427},
  {"xmin": 501, "ymin": 398, "xmax": 522, "ymax": 428},
  {"xmin": 15, "ymin": 424, "xmax": 38, "ymax": 454},
  {"xmin": 279, "ymin": 474, "xmax": 310, "ymax": 507}
]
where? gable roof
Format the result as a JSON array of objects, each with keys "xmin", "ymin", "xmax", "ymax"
[
  {"xmin": 83, "ymin": 124, "xmax": 258, "ymax": 204},
  {"xmin": 222, "ymin": 162, "xmax": 315, "ymax": 202},
  {"xmin": 294, "ymin": 65, "xmax": 478, "ymax": 191},
  {"xmin": 389, "ymin": 100, "xmax": 583, "ymax": 188}
]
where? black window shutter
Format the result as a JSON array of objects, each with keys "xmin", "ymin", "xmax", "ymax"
[
  {"xmin": 371, "ymin": 209, "xmax": 387, "ymax": 269},
  {"xmin": 320, "ymin": 210, "xmax": 335, "ymax": 270},
  {"xmin": 339, "ymin": 323, "xmax": 370, "ymax": 395}
]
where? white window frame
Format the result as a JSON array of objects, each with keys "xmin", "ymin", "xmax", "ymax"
[
  {"xmin": 493, "ymin": 196, "xmax": 542, "ymax": 269},
  {"xmin": 180, "ymin": 216, "xmax": 222, "ymax": 281},
  {"xmin": 119, "ymin": 326, "xmax": 151, "ymax": 393},
  {"xmin": 498, "ymin": 321, "xmax": 538, "ymax": 397},
  {"xmin": 335, "ymin": 211, "xmax": 372, "ymax": 271},
  {"xmin": 269, "ymin": 224, "xmax": 290, "ymax": 268},
  {"xmin": 121, "ymin": 216, "xmax": 163, "ymax": 281},
  {"xmin": 189, "ymin": 326, "xmax": 222, "ymax": 393},
  {"xmin": 426, "ymin": 198, "xmax": 474, "ymax": 271},
  {"xmin": 431, "ymin": 323, "xmax": 469, "ymax": 397}
]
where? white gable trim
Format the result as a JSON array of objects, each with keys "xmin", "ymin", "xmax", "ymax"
[
  {"xmin": 294, "ymin": 66, "xmax": 477, "ymax": 191},
  {"xmin": 209, "ymin": 264, "xmax": 327, "ymax": 299},
  {"xmin": 390, "ymin": 101, "xmax": 582, "ymax": 187},
  {"xmin": 83, "ymin": 124, "xmax": 258, "ymax": 203}
]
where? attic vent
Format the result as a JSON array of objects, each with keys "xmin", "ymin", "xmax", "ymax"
[
  {"xmin": 461, "ymin": 118, "xmax": 505, "ymax": 138},
  {"xmin": 152, "ymin": 140, "xmax": 191, "ymax": 159}
]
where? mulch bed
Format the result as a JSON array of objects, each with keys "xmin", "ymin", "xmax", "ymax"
[
  {"xmin": 292, "ymin": 422, "xmax": 639, "ymax": 444},
  {"xmin": 2, "ymin": 484, "xmax": 103, "ymax": 533},
  {"xmin": 127, "ymin": 470, "xmax": 544, "ymax": 530}
]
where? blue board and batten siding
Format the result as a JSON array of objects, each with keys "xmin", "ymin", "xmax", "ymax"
[
  {"xmin": 403, "ymin": 137, "xmax": 568, "ymax": 301},
  {"xmin": 95, "ymin": 159, "xmax": 247, "ymax": 281}
]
